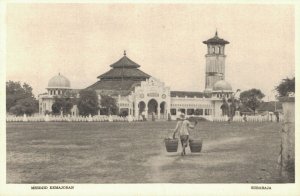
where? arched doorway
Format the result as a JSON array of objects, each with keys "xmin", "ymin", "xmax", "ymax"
[
  {"xmin": 148, "ymin": 99, "xmax": 158, "ymax": 115},
  {"xmin": 138, "ymin": 101, "xmax": 146, "ymax": 115}
]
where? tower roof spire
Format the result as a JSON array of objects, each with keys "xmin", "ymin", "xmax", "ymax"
[{"xmin": 203, "ymin": 30, "xmax": 229, "ymax": 45}]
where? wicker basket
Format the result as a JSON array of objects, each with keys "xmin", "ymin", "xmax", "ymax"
[
  {"xmin": 189, "ymin": 139, "xmax": 203, "ymax": 153},
  {"xmin": 164, "ymin": 138, "xmax": 179, "ymax": 152}
]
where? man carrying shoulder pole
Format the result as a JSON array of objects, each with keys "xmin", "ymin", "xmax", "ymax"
[{"xmin": 173, "ymin": 113, "xmax": 197, "ymax": 156}]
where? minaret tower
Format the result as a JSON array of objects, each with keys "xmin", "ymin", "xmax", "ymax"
[{"xmin": 203, "ymin": 31, "xmax": 229, "ymax": 92}]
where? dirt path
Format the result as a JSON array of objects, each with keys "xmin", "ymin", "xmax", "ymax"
[
  {"xmin": 203, "ymin": 137, "xmax": 248, "ymax": 151},
  {"xmin": 145, "ymin": 137, "xmax": 249, "ymax": 183}
]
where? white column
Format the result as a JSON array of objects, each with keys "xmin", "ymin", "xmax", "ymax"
[
  {"xmin": 135, "ymin": 101, "xmax": 139, "ymax": 118},
  {"xmin": 145, "ymin": 105, "xmax": 148, "ymax": 119},
  {"xmin": 118, "ymin": 95, "xmax": 121, "ymax": 114},
  {"xmin": 165, "ymin": 104, "xmax": 168, "ymax": 117},
  {"xmin": 157, "ymin": 104, "xmax": 160, "ymax": 119}
]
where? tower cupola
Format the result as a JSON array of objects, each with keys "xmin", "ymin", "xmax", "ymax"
[{"xmin": 203, "ymin": 31, "xmax": 229, "ymax": 92}]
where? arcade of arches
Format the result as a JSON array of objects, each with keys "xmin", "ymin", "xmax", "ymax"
[{"xmin": 137, "ymin": 99, "xmax": 167, "ymax": 119}]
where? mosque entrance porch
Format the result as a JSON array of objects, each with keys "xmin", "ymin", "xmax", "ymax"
[{"xmin": 147, "ymin": 99, "xmax": 158, "ymax": 118}]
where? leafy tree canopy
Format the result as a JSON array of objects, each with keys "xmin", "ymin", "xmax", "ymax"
[
  {"xmin": 9, "ymin": 97, "xmax": 38, "ymax": 116},
  {"xmin": 100, "ymin": 95, "xmax": 118, "ymax": 115},
  {"xmin": 6, "ymin": 81, "xmax": 38, "ymax": 115},
  {"xmin": 77, "ymin": 89, "xmax": 99, "ymax": 116},
  {"xmin": 240, "ymin": 88, "xmax": 265, "ymax": 114},
  {"xmin": 275, "ymin": 77, "xmax": 295, "ymax": 97},
  {"xmin": 51, "ymin": 97, "xmax": 74, "ymax": 115}
]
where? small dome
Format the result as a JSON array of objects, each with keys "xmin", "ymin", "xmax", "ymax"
[
  {"xmin": 213, "ymin": 80, "xmax": 232, "ymax": 91},
  {"xmin": 48, "ymin": 73, "xmax": 71, "ymax": 89}
]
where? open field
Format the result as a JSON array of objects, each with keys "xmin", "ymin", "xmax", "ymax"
[{"xmin": 7, "ymin": 121, "xmax": 283, "ymax": 183}]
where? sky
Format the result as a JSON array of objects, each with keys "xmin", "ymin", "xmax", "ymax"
[{"xmin": 5, "ymin": 4, "xmax": 295, "ymax": 100}]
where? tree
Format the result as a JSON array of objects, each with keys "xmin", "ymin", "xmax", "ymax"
[
  {"xmin": 100, "ymin": 95, "xmax": 118, "ymax": 115},
  {"xmin": 6, "ymin": 81, "xmax": 34, "ymax": 111},
  {"xmin": 51, "ymin": 97, "xmax": 73, "ymax": 115},
  {"xmin": 6, "ymin": 81, "xmax": 38, "ymax": 115},
  {"xmin": 240, "ymin": 89, "xmax": 265, "ymax": 115},
  {"xmin": 275, "ymin": 77, "xmax": 295, "ymax": 97},
  {"xmin": 77, "ymin": 89, "xmax": 99, "ymax": 116},
  {"xmin": 8, "ymin": 97, "xmax": 38, "ymax": 116}
]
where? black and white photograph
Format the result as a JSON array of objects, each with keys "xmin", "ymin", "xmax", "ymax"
[{"xmin": 0, "ymin": 1, "xmax": 298, "ymax": 196}]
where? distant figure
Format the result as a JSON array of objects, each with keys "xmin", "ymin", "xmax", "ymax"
[
  {"xmin": 173, "ymin": 113, "xmax": 197, "ymax": 156},
  {"xmin": 227, "ymin": 95, "xmax": 237, "ymax": 123},
  {"xmin": 108, "ymin": 115, "xmax": 113, "ymax": 122},
  {"xmin": 243, "ymin": 114, "xmax": 248, "ymax": 122},
  {"xmin": 234, "ymin": 89, "xmax": 241, "ymax": 100},
  {"xmin": 270, "ymin": 113, "xmax": 273, "ymax": 122},
  {"xmin": 275, "ymin": 111, "xmax": 279, "ymax": 122},
  {"xmin": 141, "ymin": 111, "xmax": 146, "ymax": 121},
  {"xmin": 168, "ymin": 113, "xmax": 172, "ymax": 121},
  {"xmin": 230, "ymin": 100, "xmax": 236, "ymax": 117},
  {"xmin": 152, "ymin": 112, "xmax": 155, "ymax": 121},
  {"xmin": 220, "ymin": 98, "xmax": 229, "ymax": 116},
  {"xmin": 60, "ymin": 107, "xmax": 63, "ymax": 116}
]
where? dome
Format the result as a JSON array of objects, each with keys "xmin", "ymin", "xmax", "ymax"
[
  {"xmin": 48, "ymin": 73, "xmax": 71, "ymax": 89},
  {"xmin": 213, "ymin": 80, "xmax": 232, "ymax": 91}
]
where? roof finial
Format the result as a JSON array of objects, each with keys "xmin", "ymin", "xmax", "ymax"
[
  {"xmin": 124, "ymin": 50, "xmax": 126, "ymax": 56},
  {"xmin": 58, "ymin": 72, "xmax": 60, "ymax": 76},
  {"xmin": 215, "ymin": 29, "xmax": 218, "ymax": 37}
]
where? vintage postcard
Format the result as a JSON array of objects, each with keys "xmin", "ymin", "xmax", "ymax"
[{"xmin": 0, "ymin": 1, "xmax": 299, "ymax": 196}]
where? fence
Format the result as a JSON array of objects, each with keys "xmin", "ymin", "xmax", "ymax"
[
  {"xmin": 6, "ymin": 115, "xmax": 143, "ymax": 122},
  {"xmin": 7, "ymin": 114, "xmax": 283, "ymax": 123},
  {"xmin": 212, "ymin": 114, "xmax": 284, "ymax": 122}
]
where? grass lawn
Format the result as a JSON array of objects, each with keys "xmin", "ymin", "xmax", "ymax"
[{"xmin": 6, "ymin": 121, "xmax": 283, "ymax": 183}]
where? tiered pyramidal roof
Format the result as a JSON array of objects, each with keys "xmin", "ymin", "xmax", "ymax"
[
  {"xmin": 97, "ymin": 51, "xmax": 150, "ymax": 80},
  {"xmin": 87, "ymin": 51, "xmax": 151, "ymax": 95}
]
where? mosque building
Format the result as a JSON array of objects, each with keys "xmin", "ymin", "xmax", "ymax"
[{"xmin": 38, "ymin": 32, "xmax": 234, "ymax": 120}]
